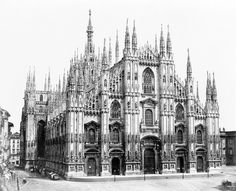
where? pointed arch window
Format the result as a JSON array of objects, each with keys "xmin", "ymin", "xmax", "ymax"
[
  {"xmin": 177, "ymin": 130, "xmax": 183, "ymax": 144},
  {"xmin": 145, "ymin": 109, "xmax": 153, "ymax": 126},
  {"xmin": 143, "ymin": 68, "xmax": 155, "ymax": 94},
  {"xmin": 197, "ymin": 130, "xmax": 202, "ymax": 144},
  {"xmin": 110, "ymin": 100, "xmax": 121, "ymax": 119},
  {"xmin": 175, "ymin": 104, "xmax": 184, "ymax": 121}
]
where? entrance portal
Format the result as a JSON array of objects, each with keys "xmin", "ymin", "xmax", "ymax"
[
  {"xmin": 177, "ymin": 157, "xmax": 184, "ymax": 173},
  {"xmin": 111, "ymin": 157, "xmax": 120, "ymax": 175},
  {"xmin": 87, "ymin": 158, "xmax": 96, "ymax": 176},
  {"xmin": 197, "ymin": 156, "xmax": 204, "ymax": 172},
  {"xmin": 144, "ymin": 148, "xmax": 155, "ymax": 174}
]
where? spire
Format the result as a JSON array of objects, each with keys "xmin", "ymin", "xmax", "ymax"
[
  {"xmin": 155, "ymin": 34, "xmax": 158, "ymax": 54},
  {"xmin": 132, "ymin": 20, "xmax": 137, "ymax": 55},
  {"xmin": 115, "ymin": 30, "xmax": 119, "ymax": 63},
  {"xmin": 87, "ymin": 9, "xmax": 94, "ymax": 54},
  {"xmin": 109, "ymin": 38, "xmax": 112, "ymax": 65},
  {"xmin": 33, "ymin": 66, "xmax": 36, "ymax": 90},
  {"xmin": 58, "ymin": 76, "xmax": 61, "ymax": 93},
  {"xmin": 62, "ymin": 69, "xmax": 66, "ymax": 93},
  {"xmin": 26, "ymin": 70, "xmax": 30, "ymax": 91},
  {"xmin": 102, "ymin": 39, "xmax": 108, "ymax": 70},
  {"xmin": 98, "ymin": 47, "xmax": 100, "ymax": 61},
  {"xmin": 212, "ymin": 73, "xmax": 217, "ymax": 102},
  {"xmin": 196, "ymin": 81, "xmax": 199, "ymax": 100},
  {"xmin": 206, "ymin": 72, "xmax": 212, "ymax": 101},
  {"xmin": 159, "ymin": 25, "xmax": 165, "ymax": 58},
  {"xmin": 48, "ymin": 69, "xmax": 51, "ymax": 91},
  {"xmin": 187, "ymin": 49, "xmax": 192, "ymax": 80},
  {"xmin": 166, "ymin": 25, "xmax": 172, "ymax": 59},
  {"xmin": 44, "ymin": 74, "xmax": 47, "ymax": 91},
  {"xmin": 123, "ymin": 19, "xmax": 130, "ymax": 56}
]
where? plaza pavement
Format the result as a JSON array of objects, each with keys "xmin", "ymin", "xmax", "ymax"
[{"xmin": 5, "ymin": 166, "xmax": 236, "ymax": 191}]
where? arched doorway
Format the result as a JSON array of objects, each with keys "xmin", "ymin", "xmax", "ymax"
[
  {"xmin": 111, "ymin": 157, "xmax": 120, "ymax": 175},
  {"xmin": 177, "ymin": 156, "xmax": 184, "ymax": 173},
  {"xmin": 197, "ymin": 156, "xmax": 204, "ymax": 172},
  {"xmin": 87, "ymin": 158, "xmax": 96, "ymax": 176},
  {"xmin": 144, "ymin": 148, "xmax": 155, "ymax": 174}
]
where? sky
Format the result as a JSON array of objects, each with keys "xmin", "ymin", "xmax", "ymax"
[{"xmin": 0, "ymin": 0, "xmax": 235, "ymax": 132}]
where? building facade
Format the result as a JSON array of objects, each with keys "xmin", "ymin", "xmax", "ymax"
[
  {"xmin": 9, "ymin": 132, "xmax": 20, "ymax": 166},
  {"xmin": 20, "ymin": 11, "xmax": 221, "ymax": 179},
  {"xmin": 220, "ymin": 130, "xmax": 236, "ymax": 166},
  {"xmin": 0, "ymin": 107, "xmax": 13, "ymax": 166}
]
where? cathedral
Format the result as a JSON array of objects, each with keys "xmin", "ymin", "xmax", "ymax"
[{"xmin": 20, "ymin": 10, "xmax": 221, "ymax": 179}]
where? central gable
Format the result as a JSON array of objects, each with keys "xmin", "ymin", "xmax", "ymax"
[{"xmin": 140, "ymin": 98, "xmax": 158, "ymax": 106}]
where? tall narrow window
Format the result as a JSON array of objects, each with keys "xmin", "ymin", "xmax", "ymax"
[
  {"xmin": 175, "ymin": 104, "xmax": 184, "ymax": 121},
  {"xmin": 127, "ymin": 72, "xmax": 131, "ymax": 80},
  {"xmin": 112, "ymin": 129, "xmax": 119, "ymax": 143},
  {"xmin": 143, "ymin": 68, "xmax": 154, "ymax": 94},
  {"xmin": 110, "ymin": 100, "xmax": 121, "ymax": 119},
  {"xmin": 197, "ymin": 130, "xmax": 202, "ymax": 144},
  {"xmin": 88, "ymin": 129, "xmax": 95, "ymax": 143},
  {"xmin": 177, "ymin": 130, "xmax": 183, "ymax": 144},
  {"xmin": 163, "ymin": 75, "xmax": 166, "ymax": 83},
  {"xmin": 145, "ymin": 109, "xmax": 153, "ymax": 126},
  {"xmin": 40, "ymin": 94, "xmax": 43, "ymax": 102}
]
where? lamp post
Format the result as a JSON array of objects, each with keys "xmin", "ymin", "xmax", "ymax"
[{"xmin": 143, "ymin": 169, "xmax": 146, "ymax": 181}]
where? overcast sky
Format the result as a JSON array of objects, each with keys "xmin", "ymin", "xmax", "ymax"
[{"xmin": 0, "ymin": 0, "xmax": 235, "ymax": 132}]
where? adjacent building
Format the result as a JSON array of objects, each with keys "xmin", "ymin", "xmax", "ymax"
[
  {"xmin": 20, "ymin": 11, "xmax": 221, "ymax": 179},
  {"xmin": 9, "ymin": 132, "xmax": 20, "ymax": 166},
  {"xmin": 220, "ymin": 129, "xmax": 236, "ymax": 166},
  {"xmin": 0, "ymin": 107, "xmax": 13, "ymax": 166}
]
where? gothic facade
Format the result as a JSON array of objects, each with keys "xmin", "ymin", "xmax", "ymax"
[{"xmin": 20, "ymin": 11, "xmax": 221, "ymax": 179}]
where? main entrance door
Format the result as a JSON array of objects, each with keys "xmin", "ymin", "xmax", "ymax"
[
  {"xmin": 177, "ymin": 157, "xmax": 184, "ymax": 173},
  {"xmin": 197, "ymin": 156, "xmax": 204, "ymax": 172},
  {"xmin": 144, "ymin": 148, "xmax": 155, "ymax": 174},
  {"xmin": 87, "ymin": 158, "xmax": 96, "ymax": 176},
  {"xmin": 111, "ymin": 157, "xmax": 120, "ymax": 175}
]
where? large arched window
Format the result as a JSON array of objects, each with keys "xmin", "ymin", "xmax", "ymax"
[
  {"xmin": 111, "ymin": 128, "xmax": 119, "ymax": 143},
  {"xmin": 175, "ymin": 104, "xmax": 184, "ymax": 121},
  {"xmin": 110, "ymin": 100, "xmax": 121, "ymax": 119},
  {"xmin": 143, "ymin": 68, "xmax": 154, "ymax": 94},
  {"xmin": 177, "ymin": 130, "xmax": 183, "ymax": 144},
  {"xmin": 145, "ymin": 109, "xmax": 153, "ymax": 126},
  {"xmin": 197, "ymin": 130, "xmax": 202, "ymax": 144},
  {"xmin": 88, "ymin": 129, "xmax": 95, "ymax": 143}
]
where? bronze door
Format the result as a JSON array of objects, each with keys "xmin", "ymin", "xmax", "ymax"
[
  {"xmin": 144, "ymin": 148, "xmax": 155, "ymax": 174},
  {"xmin": 197, "ymin": 156, "xmax": 204, "ymax": 172},
  {"xmin": 112, "ymin": 157, "xmax": 120, "ymax": 175},
  {"xmin": 87, "ymin": 158, "xmax": 96, "ymax": 176},
  {"xmin": 177, "ymin": 157, "xmax": 184, "ymax": 173}
]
